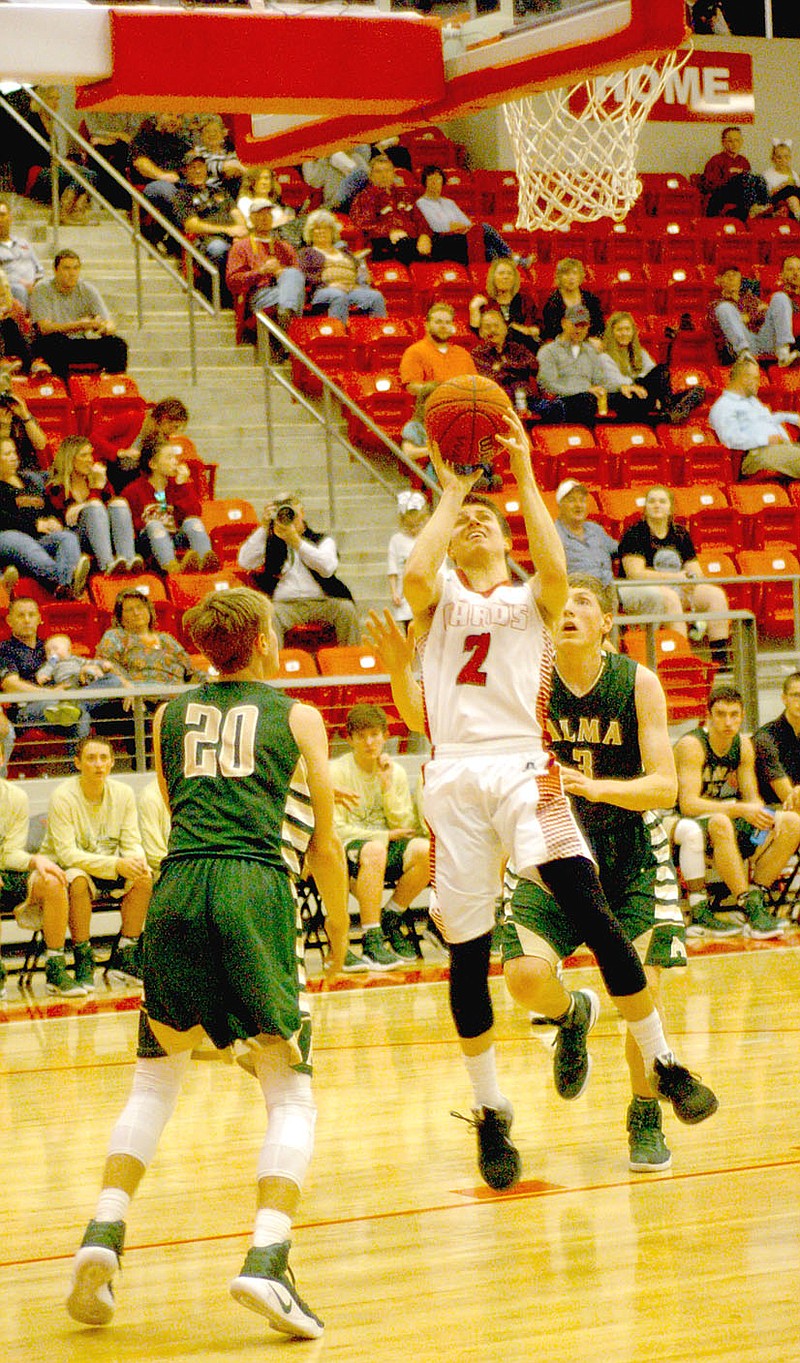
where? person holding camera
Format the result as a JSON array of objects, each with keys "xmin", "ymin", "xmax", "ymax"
[{"xmin": 237, "ymin": 495, "xmax": 359, "ymax": 648}]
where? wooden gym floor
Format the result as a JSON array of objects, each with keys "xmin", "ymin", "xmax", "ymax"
[{"xmin": 1, "ymin": 936, "xmax": 799, "ymax": 1363}]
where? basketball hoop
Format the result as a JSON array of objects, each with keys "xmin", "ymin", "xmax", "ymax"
[{"xmin": 504, "ymin": 46, "xmax": 691, "ymax": 232}]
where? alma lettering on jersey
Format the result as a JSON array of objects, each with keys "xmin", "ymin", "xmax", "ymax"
[
  {"xmin": 546, "ymin": 715, "xmax": 623, "ymax": 746},
  {"xmin": 444, "ymin": 599, "xmax": 529, "ymax": 630},
  {"xmin": 702, "ymin": 763, "xmax": 739, "ymax": 799}
]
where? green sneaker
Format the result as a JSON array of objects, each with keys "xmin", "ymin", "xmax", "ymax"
[
  {"xmin": 740, "ymin": 888, "xmax": 785, "ymax": 939},
  {"xmin": 45, "ymin": 953, "xmax": 87, "ymax": 998},
  {"xmin": 453, "ymin": 1103, "xmax": 522, "ymax": 1190},
  {"xmin": 652, "ymin": 1057, "xmax": 718, "ymax": 1124},
  {"xmin": 686, "ymin": 898, "xmax": 740, "ymax": 939},
  {"xmin": 360, "ymin": 928, "xmax": 404, "ymax": 972},
  {"xmin": 67, "ymin": 1219, "xmax": 125, "ymax": 1325},
  {"xmin": 380, "ymin": 908, "xmax": 417, "ymax": 960},
  {"xmin": 342, "ymin": 948, "xmax": 369, "ymax": 974},
  {"xmin": 549, "ymin": 989, "xmax": 600, "ymax": 1100},
  {"xmin": 229, "ymin": 1241, "xmax": 324, "ymax": 1339},
  {"xmin": 105, "ymin": 938, "xmax": 142, "ymax": 986},
  {"xmin": 73, "ymin": 941, "xmax": 96, "ymax": 992},
  {"xmin": 627, "ymin": 1096, "xmax": 672, "ymax": 1171}
]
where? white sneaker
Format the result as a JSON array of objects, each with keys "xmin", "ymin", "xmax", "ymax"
[
  {"xmin": 777, "ymin": 344, "xmax": 800, "ymax": 368},
  {"xmin": 230, "ymin": 1242, "xmax": 324, "ymax": 1340},
  {"xmin": 66, "ymin": 1220, "xmax": 125, "ymax": 1326}
]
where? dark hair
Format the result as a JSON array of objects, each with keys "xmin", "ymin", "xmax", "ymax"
[
  {"xmin": 114, "ymin": 588, "xmax": 156, "ymax": 629},
  {"xmin": 183, "ymin": 587, "xmax": 273, "ymax": 673},
  {"xmin": 462, "ymin": 494, "xmax": 511, "ymax": 542},
  {"xmin": 150, "ymin": 398, "xmax": 188, "ymax": 427},
  {"xmin": 139, "ymin": 431, "xmax": 169, "ymax": 475},
  {"xmin": 54, "ymin": 249, "xmax": 80, "ymax": 268},
  {"xmin": 782, "ymin": 671, "xmax": 800, "ymax": 696},
  {"xmin": 346, "ymin": 703, "xmax": 388, "ymax": 736},
  {"xmin": 76, "ymin": 734, "xmax": 114, "ymax": 760},
  {"xmin": 420, "ymin": 164, "xmax": 445, "ymax": 188},
  {"xmin": 722, "ymin": 125, "xmax": 742, "ymax": 138},
  {"xmin": 707, "ymin": 684, "xmax": 743, "ymax": 712}
]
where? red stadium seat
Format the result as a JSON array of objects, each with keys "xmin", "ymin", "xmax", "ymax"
[
  {"xmin": 89, "ymin": 574, "xmax": 167, "ymax": 614},
  {"xmin": 621, "ymin": 626, "xmax": 692, "ymax": 665},
  {"xmin": 695, "ymin": 550, "xmax": 752, "ymax": 612},
  {"xmin": 347, "ymin": 317, "xmax": 416, "ymax": 372},
  {"xmin": 367, "ymin": 261, "xmax": 416, "ymax": 317},
  {"xmin": 688, "ymin": 506, "xmax": 739, "ymax": 554},
  {"xmin": 656, "ymin": 655, "xmax": 717, "ymax": 724},
  {"xmin": 276, "ymin": 649, "xmax": 319, "ymax": 680},
  {"xmin": 671, "ymin": 485, "xmax": 729, "ymax": 518},
  {"xmin": 81, "ymin": 376, "xmax": 148, "ymax": 461},
  {"xmin": 736, "ymin": 548, "xmax": 800, "ymax": 637},
  {"xmin": 531, "ymin": 425, "xmax": 605, "ymax": 491},
  {"xmin": 601, "ymin": 222, "xmax": 647, "ymax": 268},
  {"xmin": 166, "ymin": 571, "xmax": 242, "ymax": 614},
  {"xmin": 10, "ymin": 373, "xmax": 77, "ymax": 445},
  {"xmin": 202, "ymin": 499, "xmax": 259, "ymax": 564},
  {"xmin": 39, "ymin": 601, "xmax": 103, "ymax": 656},
  {"xmin": 339, "ymin": 373, "xmax": 414, "ymax": 452},
  {"xmin": 473, "ymin": 169, "xmax": 520, "ymax": 219},
  {"xmin": 596, "ymin": 488, "xmax": 647, "ymax": 538},
  {"xmin": 286, "ymin": 318, "xmax": 353, "ymax": 396},
  {"xmin": 409, "ymin": 262, "xmax": 473, "ymax": 315}
]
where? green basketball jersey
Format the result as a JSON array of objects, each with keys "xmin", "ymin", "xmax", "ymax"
[
  {"xmin": 688, "ymin": 726, "xmax": 742, "ymax": 801},
  {"xmin": 158, "ymin": 679, "xmax": 314, "ymax": 874}
]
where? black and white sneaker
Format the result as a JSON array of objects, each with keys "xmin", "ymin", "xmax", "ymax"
[
  {"xmin": 651, "ymin": 1056, "xmax": 718, "ymax": 1124},
  {"xmin": 230, "ymin": 1241, "xmax": 324, "ymax": 1340},
  {"xmin": 454, "ymin": 1103, "xmax": 522, "ymax": 1190}
]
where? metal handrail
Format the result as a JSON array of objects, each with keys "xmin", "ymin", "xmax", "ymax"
[{"xmin": 0, "ymin": 91, "xmax": 222, "ymax": 381}]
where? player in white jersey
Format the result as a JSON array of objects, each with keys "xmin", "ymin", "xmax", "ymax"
[{"xmin": 404, "ymin": 413, "xmax": 718, "ymax": 1190}]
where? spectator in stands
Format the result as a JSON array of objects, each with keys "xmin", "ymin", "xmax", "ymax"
[
  {"xmin": 113, "ymin": 396, "xmax": 191, "ymax": 494},
  {"xmin": 689, "ymin": 0, "xmax": 731, "ymax": 34},
  {"xmin": 553, "ymin": 478, "xmax": 680, "ymax": 619},
  {"xmin": 297, "ymin": 209, "xmax": 386, "ymax": 322},
  {"xmin": 618, "ymin": 485, "xmax": 732, "ymax": 664},
  {"xmin": 330, "ymin": 703, "xmax": 430, "ymax": 970},
  {"xmin": 535, "ymin": 304, "xmax": 608, "ymax": 424},
  {"xmin": 399, "ymin": 302, "xmax": 476, "ymax": 394},
  {"xmin": 40, "ymin": 734, "xmax": 152, "ymax": 989},
  {"xmin": 0, "ymin": 596, "xmax": 91, "ymax": 754},
  {"xmin": 137, "ymin": 777, "xmax": 170, "ymax": 879},
  {"xmin": 97, "ymin": 587, "xmax": 206, "ymax": 688},
  {"xmin": 673, "ymin": 685, "xmax": 797, "ymax": 939},
  {"xmin": 0, "ymin": 381, "xmax": 49, "ymax": 472},
  {"xmin": 709, "ymin": 353, "xmax": 800, "ymax": 479},
  {"xmin": 541, "ymin": 257, "xmax": 604, "ymax": 344},
  {"xmin": 0, "ymin": 268, "xmax": 31, "ymax": 374},
  {"xmin": 469, "ymin": 257, "xmax": 540, "ymax": 353},
  {"xmin": 0, "ymin": 436, "xmax": 90, "ymax": 598},
  {"xmin": 753, "ymin": 672, "xmax": 800, "ymax": 809},
  {"xmin": 171, "ymin": 150, "xmax": 248, "ymax": 292},
  {"xmin": 236, "ymin": 167, "xmax": 299, "ymax": 244},
  {"xmin": 0, "ymin": 754, "xmax": 81, "ymax": 998},
  {"xmin": 388, "ymin": 490, "xmax": 428, "ymax": 627},
  {"xmin": 129, "ymin": 112, "xmax": 193, "ymax": 221},
  {"xmin": 36, "ymin": 632, "xmax": 124, "ymax": 695},
  {"xmin": 470, "ymin": 307, "xmax": 538, "ymax": 409},
  {"xmin": 778, "ymin": 253, "xmax": 800, "ymax": 340},
  {"xmin": 29, "ymin": 251, "xmax": 128, "ymax": 382},
  {"xmin": 195, "ymin": 116, "xmax": 245, "ymax": 193},
  {"xmin": 45, "ymin": 436, "xmax": 142, "ymax": 576},
  {"xmin": 707, "ymin": 264, "xmax": 799, "ymax": 367},
  {"xmin": 225, "ymin": 201, "xmax": 305, "ymax": 332},
  {"xmin": 301, "ymin": 144, "xmax": 372, "ymax": 211},
  {"xmin": 123, "ymin": 434, "xmax": 218, "ymax": 575},
  {"xmin": 414, "ymin": 164, "xmax": 509, "ymax": 266},
  {"xmin": 236, "ymin": 494, "xmax": 359, "ymax": 648},
  {"xmin": 22, "ymin": 86, "xmax": 98, "ymax": 225},
  {"xmin": 763, "ymin": 140, "xmax": 800, "ymax": 220},
  {"xmin": 81, "ymin": 110, "xmax": 142, "ymax": 210},
  {"xmin": 599, "ymin": 311, "xmax": 706, "ymax": 424},
  {"xmin": 350, "ymin": 153, "xmax": 432, "ymax": 264},
  {"xmin": 0, "ymin": 194, "xmax": 43, "ymax": 310},
  {"xmin": 699, "ymin": 126, "xmax": 769, "ymax": 221}
]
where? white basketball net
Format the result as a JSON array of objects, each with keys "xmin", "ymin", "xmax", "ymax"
[{"xmin": 504, "ymin": 49, "xmax": 688, "ymax": 232}]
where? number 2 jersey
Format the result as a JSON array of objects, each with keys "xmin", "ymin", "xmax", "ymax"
[
  {"xmin": 158, "ymin": 679, "xmax": 314, "ymax": 876},
  {"xmin": 419, "ymin": 569, "xmax": 553, "ymax": 757}
]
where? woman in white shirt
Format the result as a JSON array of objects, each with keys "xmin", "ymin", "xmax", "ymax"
[
  {"xmin": 599, "ymin": 311, "xmax": 705, "ymax": 425},
  {"xmin": 763, "ymin": 141, "xmax": 800, "ymax": 220}
]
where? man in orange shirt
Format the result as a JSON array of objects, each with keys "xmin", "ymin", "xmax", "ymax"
[{"xmin": 399, "ymin": 302, "xmax": 476, "ymax": 394}]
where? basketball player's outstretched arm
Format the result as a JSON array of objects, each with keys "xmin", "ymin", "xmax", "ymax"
[
  {"xmin": 495, "ymin": 409, "xmax": 567, "ymax": 625},
  {"xmin": 363, "ymin": 609, "xmax": 424, "ymax": 734},
  {"xmin": 290, "ymin": 702, "xmax": 350, "ymax": 978},
  {"xmin": 403, "ymin": 443, "xmax": 481, "ymax": 635},
  {"xmin": 560, "ymin": 665, "xmax": 677, "ymax": 811}
]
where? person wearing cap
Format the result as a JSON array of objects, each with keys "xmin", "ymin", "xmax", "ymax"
[
  {"xmin": 171, "ymin": 152, "xmax": 247, "ymax": 296},
  {"xmin": 387, "ymin": 490, "xmax": 429, "ymax": 626},
  {"xmin": 535, "ymin": 305, "xmax": 609, "ymax": 424},
  {"xmin": 554, "ymin": 480, "xmax": 682, "ymax": 620},
  {"xmin": 541, "ymin": 258, "xmax": 605, "ymax": 344},
  {"xmin": 225, "ymin": 202, "xmax": 305, "ymax": 332}
]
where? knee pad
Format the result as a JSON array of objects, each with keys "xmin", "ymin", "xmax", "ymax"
[
  {"xmin": 448, "ymin": 932, "xmax": 493, "ymax": 1039},
  {"xmin": 254, "ymin": 1047, "xmax": 317, "ymax": 1190},
  {"xmin": 673, "ymin": 818, "xmax": 706, "ymax": 883},
  {"xmin": 106, "ymin": 1052, "xmax": 190, "ymax": 1167}
]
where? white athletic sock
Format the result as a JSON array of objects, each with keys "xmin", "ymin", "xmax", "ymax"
[
  {"xmin": 118, "ymin": 936, "xmax": 138, "ymax": 949},
  {"xmin": 95, "ymin": 1187, "xmax": 131, "ymax": 1224},
  {"xmin": 688, "ymin": 891, "xmax": 707, "ymax": 909},
  {"xmin": 626, "ymin": 1011, "xmax": 673, "ymax": 1073},
  {"xmin": 253, "ymin": 1208, "xmax": 292, "ymax": 1249},
  {"xmin": 463, "ymin": 1046, "xmax": 507, "ymax": 1113},
  {"xmin": 383, "ymin": 897, "xmax": 402, "ymax": 915}
]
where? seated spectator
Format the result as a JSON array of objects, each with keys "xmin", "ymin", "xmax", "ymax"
[
  {"xmin": 81, "ymin": 110, "xmax": 142, "ymax": 210},
  {"xmin": 554, "ymin": 479, "xmax": 682, "ymax": 618},
  {"xmin": 97, "ymin": 587, "xmax": 206, "ymax": 688},
  {"xmin": 29, "ymin": 250, "xmax": 128, "ymax": 382},
  {"xmin": 763, "ymin": 139, "xmax": 800, "ymax": 220},
  {"xmin": 0, "ymin": 267, "xmax": 32, "ymax": 374},
  {"xmin": 469, "ymin": 257, "xmax": 540, "ymax": 353},
  {"xmin": 123, "ymin": 434, "xmax": 218, "ymax": 575},
  {"xmin": 301, "ymin": 144, "xmax": 372, "ymax": 212},
  {"xmin": 40, "ymin": 734, "xmax": 152, "ymax": 989},
  {"xmin": 0, "ymin": 380, "xmax": 48, "ymax": 472},
  {"xmin": 388, "ymin": 490, "xmax": 428, "ymax": 626},
  {"xmin": 689, "ymin": 0, "xmax": 731, "ymax": 34},
  {"xmin": 753, "ymin": 671, "xmax": 800, "ymax": 810},
  {"xmin": 779, "ymin": 252, "xmax": 800, "ymax": 340},
  {"xmin": 236, "ymin": 166, "xmax": 299, "ymax": 245},
  {"xmin": 137, "ymin": 776, "xmax": 170, "ymax": 878},
  {"xmin": 349, "ymin": 153, "xmax": 432, "ymax": 264},
  {"xmin": 0, "ymin": 436, "xmax": 90, "ymax": 598},
  {"xmin": 297, "ymin": 209, "xmax": 386, "ymax": 322},
  {"xmin": 541, "ymin": 257, "xmax": 604, "ymax": 344},
  {"xmin": 225, "ymin": 200, "xmax": 305, "ymax": 331},
  {"xmin": 709, "ymin": 353, "xmax": 800, "ymax": 480},
  {"xmin": 673, "ymin": 684, "xmax": 798, "ymax": 938},
  {"xmin": 45, "ymin": 435, "xmax": 142, "ymax": 575},
  {"xmin": 113, "ymin": 396, "xmax": 190, "ymax": 494},
  {"xmin": 399, "ymin": 302, "xmax": 476, "ymax": 394},
  {"xmin": 0, "ymin": 194, "xmax": 43, "ymax": 310},
  {"xmin": 0, "ymin": 597, "xmax": 91, "ymax": 756},
  {"xmin": 599, "ymin": 311, "xmax": 705, "ymax": 424},
  {"xmin": 22, "ymin": 86, "xmax": 98, "ymax": 225},
  {"xmin": 236, "ymin": 493, "xmax": 359, "ymax": 648},
  {"xmin": 414, "ymin": 164, "xmax": 509, "ymax": 265},
  {"xmin": 470, "ymin": 306, "xmax": 538, "ymax": 408},
  {"xmin": 700, "ymin": 125, "xmax": 769, "ymax": 221},
  {"xmin": 129, "ymin": 112, "xmax": 193, "ymax": 223},
  {"xmin": 195, "ymin": 115, "xmax": 245, "ymax": 193},
  {"xmin": 707, "ymin": 264, "xmax": 799, "ymax": 367},
  {"xmin": 400, "ymin": 383, "xmax": 436, "ymax": 471},
  {"xmin": 535, "ymin": 304, "xmax": 609, "ymax": 424},
  {"xmin": 36, "ymin": 633, "xmax": 126, "ymax": 697},
  {"xmin": 618, "ymin": 485, "xmax": 731, "ymax": 664},
  {"xmin": 171, "ymin": 150, "xmax": 247, "ymax": 293},
  {"xmin": 0, "ymin": 752, "xmax": 81, "ymax": 998},
  {"xmin": 329, "ymin": 703, "xmax": 430, "ymax": 970}
]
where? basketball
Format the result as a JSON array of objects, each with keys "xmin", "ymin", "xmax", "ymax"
[{"xmin": 424, "ymin": 375, "xmax": 513, "ymax": 475}]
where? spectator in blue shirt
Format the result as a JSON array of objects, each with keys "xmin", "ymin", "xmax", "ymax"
[{"xmin": 709, "ymin": 354, "xmax": 800, "ymax": 480}]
